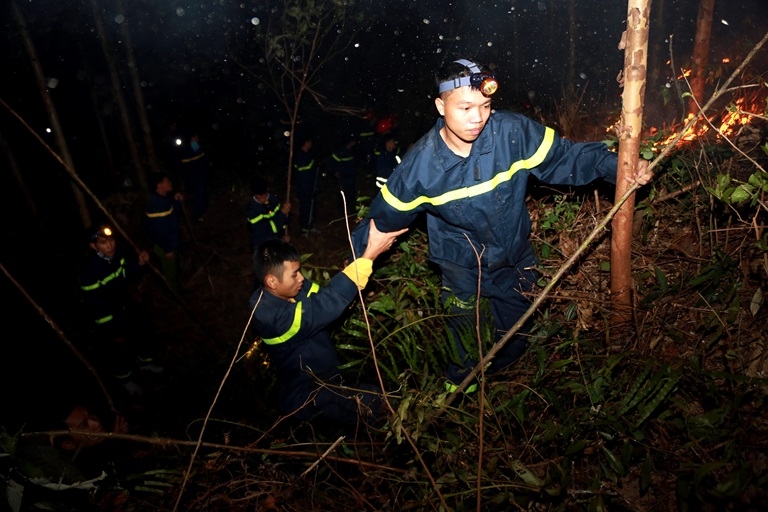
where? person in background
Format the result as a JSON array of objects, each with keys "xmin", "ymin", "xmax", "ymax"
[
  {"xmin": 374, "ymin": 134, "xmax": 401, "ymax": 190},
  {"xmin": 249, "ymin": 220, "xmax": 407, "ymax": 430},
  {"xmin": 293, "ymin": 136, "xmax": 320, "ymax": 236},
  {"xmin": 79, "ymin": 223, "xmax": 161, "ymax": 399},
  {"xmin": 328, "ymin": 135, "xmax": 358, "ymax": 217},
  {"xmin": 350, "ymin": 58, "xmax": 653, "ymax": 392},
  {"xmin": 247, "ymin": 176, "xmax": 291, "ymax": 252},
  {"xmin": 145, "ymin": 172, "xmax": 183, "ymax": 290},
  {"xmin": 61, "ymin": 404, "xmax": 129, "ymax": 452},
  {"xmin": 176, "ymin": 132, "xmax": 210, "ymax": 222}
]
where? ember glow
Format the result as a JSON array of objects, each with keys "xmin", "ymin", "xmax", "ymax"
[{"xmin": 647, "ymin": 96, "xmax": 764, "ymax": 152}]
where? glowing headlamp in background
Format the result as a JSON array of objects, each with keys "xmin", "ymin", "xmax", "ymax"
[
  {"xmin": 438, "ymin": 59, "xmax": 499, "ymax": 97},
  {"xmin": 91, "ymin": 225, "xmax": 114, "ymax": 241}
]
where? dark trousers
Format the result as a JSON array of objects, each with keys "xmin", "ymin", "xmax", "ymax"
[
  {"xmin": 296, "ymin": 172, "xmax": 317, "ymax": 230},
  {"xmin": 440, "ymin": 245, "xmax": 539, "ymax": 385}
]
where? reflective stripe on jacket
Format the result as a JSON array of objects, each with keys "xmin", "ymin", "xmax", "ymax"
[
  {"xmin": 246, "ymin": 193, "xmax": 289, "ymax": 249},
  {"xmin": 352, "ymin": 111, "xmax": 618, "ymax": 271},
  {"xmin": 249, "ymin": 274, "xmax": 357, "ymax": 408}
]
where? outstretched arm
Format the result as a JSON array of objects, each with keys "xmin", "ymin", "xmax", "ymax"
[
  {"xmin": 343, "ymin": 220, "xmax": 408, "ymax": 289},
  {"xmin": 360, "ymin": 219, "xmax": 408, "ymax": 261}
]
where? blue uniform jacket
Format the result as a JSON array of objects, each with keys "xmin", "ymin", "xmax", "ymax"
[
  {"xmin": 352, "ymin": 111, "xmax": 618, "ymax": 271},
  {"xmin": 293, "ymin": 149, "xmax": 317, "ymax": 194},
  {"xmin": 79, "ymin": 249, "xmax": 142, "ymax": 330},
  {"xmin": 329, "ymin": 146, "xmax": 357, "ymax": 182},
  {"xmin": 248, "ymin": 272, "xmax": 359, "ymax": 411},
  {"xmin": 145, "ymin": 191, "xmax": 181, "ymax": 252},
  {"xmin": 246, "ymin": 194, "xmax": 288, "ymax": 249}
]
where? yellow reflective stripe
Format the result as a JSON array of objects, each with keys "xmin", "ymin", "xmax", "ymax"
[
  {"xmin": 262, "ymin": 303, "xmax": 303, "ymax": 345},
  {"xmin": 382, "ymin": 127, "xmax": 555, "ymax": 212},
  {"xmin": 146, "ymin": 206, "xmax": 174, "ymax": 218},
  {"xmin": 247, "ymin": 204, "xmax": 282, "ymax": 225},
  {"xmin": 80, "ymin": 259, "xmax": 127, "ymax": 291},
  {"xmin": 295, "ymin": 160, "xmax": 315, "ymax": 171},
  {"xmin": 95, "ymin": 314, "xmax": 114, "ymax": 324},
  {"xmin": 248, "ymin": 213, "xmax": 266, "ymax": 224},
  {"xmin": 332, "ymin": 154, "xmax": 354, "ymax": 162},
  {"xmin": 181, "ymin": 152, "xmax": 205, "ymax": 163},
  {"xmin": 445, "ymin": 382, "xmax": 478, "ymax": 393},
  {"xmin": 269, "ymin": 220, "xmax": 277, "ymax": 233},
  {"xmin": 307, "ymin": 282, "xmax": 320, "ymax": 296}
]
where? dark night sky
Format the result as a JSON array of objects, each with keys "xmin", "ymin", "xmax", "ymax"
[
  {"xmin": 1, "ymin": 1, "xmax": 766, "ymax": 231},
  {"xmin": 3, "ymin": 1, "xmax": 766, "ymax": 151},
  {"xmin": 1, "ymin": 0, "xmax": 766, "ymax": 428}
]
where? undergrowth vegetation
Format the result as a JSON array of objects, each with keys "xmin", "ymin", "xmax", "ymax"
[{"xmin": 3, "ymin": 88, "xmax": 768, "ymax": 512}]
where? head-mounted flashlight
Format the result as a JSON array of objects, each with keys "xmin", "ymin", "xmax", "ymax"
[
  {"xmin": 438, "ymin": 59, "xmax": 499, "ymax": 97},
  {"xmin": 90, "ymin": 225, "xmax": 114, "ymax": 242}
]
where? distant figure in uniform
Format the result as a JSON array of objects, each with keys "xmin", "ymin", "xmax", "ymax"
[
  {"xmin": 145, "ymin": 172, "xmax": 183, "ymax": 290},
  {"xmin": 329, "ymin": 135, "xmax": 358, "ymax": 217},
  {"xmin": 176, "ymin": 132, "xmax": 210, "ymax": 222},
  {"xmin": 249, "ymin": 220, "xmax": 407, "ymax": 430},
  {"xmin": 374, "ymin": 134, "xmax": 401, "ymax": 190},
  {"xmin": 79, "ymin": 223, "xmax": 161, "ymax": 399},
  {"xmin": 246, "ymin": 176, "xmax": 291, "ymax": 252},
  {"xmin": 292, "ymin": 136, "xmax": 319, "ymax": 235}
]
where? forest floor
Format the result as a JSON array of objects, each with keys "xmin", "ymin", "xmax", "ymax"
[{"xmin": 5, "ymin": 113, "xmax": 767, "ymax": 511}]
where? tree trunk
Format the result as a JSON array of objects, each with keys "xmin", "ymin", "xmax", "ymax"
[
  {"xmin": 12, "ymin": 0, "xmax": 92, "ymax": 229},
  {"xmin": 567, "ymin": 0, "xmax": 577, "ymax": 95},
  {"xmin": 115, "ymin": 0, "xmax": 161, "ymax": 173},
  {"xmin": 88, "ymin": 0, "xmax": 147, "ymax": 191},
  {"xmin": 688, "ymin": 0, "xmax": 715, "ymax": 115},
  {"xmin": 611, "ymin": 0, "xmax": 651, "ymax": 333},
  {"xmin": 80, "ymin": 43, "xmax": 119, "ymax": 184},
  {"xmin": 0, "ymin": 133, "xmax": 37, "ymax": 218}
]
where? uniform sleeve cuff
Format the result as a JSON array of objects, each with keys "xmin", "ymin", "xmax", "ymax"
[{"xmin": 342, "ymin": 258, "xmax": 374, "ymax": 289}]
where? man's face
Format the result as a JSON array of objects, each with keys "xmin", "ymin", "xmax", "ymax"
[
  {"xmin": 90, "ymin": 236, "xmax": 116, "ymax": 258},
  {"xmin": 62, "ymin": 406, "xmax": 106, "ymax": 450},
  {"xmin": 435, "ymin": 86, "xmax": 492, "ymax": 147},
  {"xmin": 157, "ymin": 177, "xmax": 173, "ymax": 195},
  {"xmin": 270, "ymin": 260, "xmax": 304, "ymax": 300}
]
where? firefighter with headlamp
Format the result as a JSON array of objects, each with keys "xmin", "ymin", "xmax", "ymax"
[
  {"xmin": 79, "ymin": 223, "xmax": 159, "ymax": 400},
  {"xmin": 350, "ymin": 58, "xmax": 652, "ymax": 393}
]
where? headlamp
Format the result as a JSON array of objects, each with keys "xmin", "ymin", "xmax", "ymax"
[
  {"xmin": 91, "ymin": 225, "xmax": 114, "ymax": 241},
  {"xmin": 438, "ymin": 59, "xmax": 499, "ymax": 97}
]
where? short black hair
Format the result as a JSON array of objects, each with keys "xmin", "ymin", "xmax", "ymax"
[
  {"xmin": 435, "ymin": 58, "xmax": 483, "ymax": 95},
  {"xmin": 253, "ymin": 239, "xmax": 301, "ymax": 284},
  {"xmin": 150, "ymin": 172, "xmax": 171, "ymax": 189}
]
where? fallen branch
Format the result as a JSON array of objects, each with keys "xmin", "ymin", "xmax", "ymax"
[{"xmin": 21, "ymin": 429, "xmax": 407, "ymax": 474}]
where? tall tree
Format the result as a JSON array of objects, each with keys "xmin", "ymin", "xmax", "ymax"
[
  {"xmin": 688, "ymin": 0, "xmax": 715, "ymax": 115},
  {"xmin": 114, "ymin": 0, "xmax": 161, "ymax": 173},
  {"xmin": 11, "ymin": 0, "xmax": 91, "ymax": 228},
  {"xmin": 232, "ymin": 0, "xmax": 363, "ymax": 200},
  {"xmin": 88, "ymin": 0, "xmax": 147, "ymax": 191},
  {"xmin": 611, "ymin": 0, "xmax": 651, "ymax": 330}
]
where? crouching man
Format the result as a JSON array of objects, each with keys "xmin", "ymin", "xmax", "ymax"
[{"xmin": 249, "ymin": 220, "xmax": 407, "ymax": 430}]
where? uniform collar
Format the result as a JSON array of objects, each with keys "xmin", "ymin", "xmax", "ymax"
[
  {"xmin": 96, "ymin": 251, "xmax": 113, "ymax": 263},
  {"xmin": 431, "ymin": 115, "xmax": 494, "ymax": 173}
]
